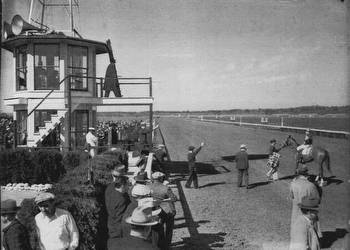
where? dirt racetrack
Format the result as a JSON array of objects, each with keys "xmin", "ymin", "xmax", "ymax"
[{"xmin": 159, "ymin": 117, "xmax": 350, "ymax": 250}]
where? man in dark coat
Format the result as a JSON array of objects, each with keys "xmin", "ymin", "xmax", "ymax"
[
  {"xmin": 185, "ymin": 142, "xmax": 204, "ymax": 189},
  {"xmin": 149, "ymin": 172, "xmax": 178, "ymax": 249},
  {"xmin": 235, "ymin": 144, "xmax": 249, "ymax": 188},
  {"xmin": 105, "ymin": 175, "xmax": 131, "ymax": 242},
  {"xmin": 1, "ymin": 199, "xmax": 32, "ymax": 250}
]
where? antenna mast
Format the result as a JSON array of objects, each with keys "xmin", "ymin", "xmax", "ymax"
[{"xmin": 28, "ymin": 0, "xmax": 79, "ymax": 37}]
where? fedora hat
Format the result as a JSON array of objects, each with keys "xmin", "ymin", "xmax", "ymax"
[
  {"xmin": 125, "ymin": 205, "xmax": 161, "ymax": 226},
  {"xmin": 298, "ymin": 196, "xmax": 319, "ymax": 210},
  {"xmin": 1, "ymin": 199, "xmax": 19, "ymax": 214}
]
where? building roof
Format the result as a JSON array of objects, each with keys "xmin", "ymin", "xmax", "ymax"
[{"xmin": 1, "ymin": 32, "xmax": 109, "ymax": 54}]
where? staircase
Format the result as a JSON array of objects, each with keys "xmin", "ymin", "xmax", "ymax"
[{"xmin": 27, "ymin": 110, "xmax": 66, "ymax": 147}]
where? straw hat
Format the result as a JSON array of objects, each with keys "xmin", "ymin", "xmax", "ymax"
[
  {"xmin": 298, "ymin": 196, "xmax": 319, "ymax": 210},
  {"xmin": 152, "ymin": 172, "xmax": 165, "ymax": 180},
  {"xmin": 131, "ymin": 184, "xmax": 151, "ymax": 198},
  {"xmin": 125, "ymin": 205, "xmax": 161, "ymax": 226}
]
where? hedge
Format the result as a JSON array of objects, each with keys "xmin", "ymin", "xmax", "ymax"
[
  {"xmin": 0, "ymin": 149, "xmax": 66, "ymax": 185},
  {"xmin": 4, "ymin": 148, "xmax": 128, "ymax": 249}
]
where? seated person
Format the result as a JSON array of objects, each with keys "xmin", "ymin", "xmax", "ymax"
[{"xmin": 296, "ymin": 138, "xmax": 313, "ymax": 163}]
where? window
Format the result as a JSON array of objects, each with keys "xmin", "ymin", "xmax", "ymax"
[
  {"xmin": 34, "ymin": 110, "xmax": 57, "ymax": 133},
  {"xmin": 71, "ymin": 110, "xmax": 89, "ymax": 147},
  {"xmin": 68, "ymin": 46, "xmax": 88, "ymax": 90},
  {"xmin": 16, "ymin": 46, "xmax": 27, "ymax": 90},
  {"xmin": 34, "ymin": 44, "xmax": 60, "ymax": 90}
]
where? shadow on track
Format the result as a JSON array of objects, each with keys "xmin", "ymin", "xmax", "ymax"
[
  {"xmin": 198, "ymin": 182, "xmax": 226, "ymax": 189},
  {"xmin": 320, "ymin": 228, "xmax": 348, "ymax": 248},
  {"xmin": 163, "ymin": 161, "xmax": 222, "ymax": 175},
  {"xmin": 172, "ymin": 178, "xmax": 227, "ymax": 249}
]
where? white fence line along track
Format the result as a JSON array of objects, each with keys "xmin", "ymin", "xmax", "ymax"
[{"xmin": 185, "ymin": 117, "xmax": 350, "ymax": 139}]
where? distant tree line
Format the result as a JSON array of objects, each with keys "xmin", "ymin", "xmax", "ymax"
[{"xmin": 154, "ymin": 105, "xmax": 350, "ymax": 116}]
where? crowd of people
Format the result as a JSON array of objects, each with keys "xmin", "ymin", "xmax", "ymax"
[
  {"xmin": 104, "ymin": 153, "xmax": 177, "ymax": 250},
  {"xmin": 96, "ymin": 120, "xmax": 156, "ymax": 151},
  {"xmin": 0, "ymin": 128, "xmax": 340, "ymax": 250}
]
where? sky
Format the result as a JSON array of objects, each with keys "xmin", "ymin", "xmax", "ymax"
[{"xmin": 1, "ymin": 0, "xmax": 348, "ymax": 112}]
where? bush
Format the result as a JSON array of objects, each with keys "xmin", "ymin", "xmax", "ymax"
[
  {"xmin": 32, "ymin": 149, "xmax": 65, "ymax": 184},
  {"xmin": 63, "ymin": 150, "xmax": 88, "ymax": 170},
  {"xmin": 0, "ymin": 149, "xmax": 66, "ymax": 185}
]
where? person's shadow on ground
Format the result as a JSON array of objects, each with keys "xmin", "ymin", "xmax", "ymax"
[
  {"xmin": 320, "ymin": 228, "xmax": 348, "ymax": 248},
  {"xmin": 171, "ymin": 232, "xmax": 227, "ymax": 250}
]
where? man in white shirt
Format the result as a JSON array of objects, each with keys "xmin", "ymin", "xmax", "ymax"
[
  {"xmin": 34, "ymin": 192, "xmax": 79, "ymax": 250},
  {"xmin": 85, "ymin": 127, "xmax": 98, "ymax": 158}
]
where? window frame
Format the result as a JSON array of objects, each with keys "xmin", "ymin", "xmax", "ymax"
[
  {"xmin": 67, "ymin": 45, "xmax": 89, "ymax": 91},
  {"xmin": 15, "ymin": 46, "xmax": 28, "ymax": 91},
  {"xmin": 34, "ymin": 43, "xmax": 60, "ymax": 90}
]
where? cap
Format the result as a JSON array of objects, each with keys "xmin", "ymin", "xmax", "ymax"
[{"xmin": 35, "ymin": 192, "xmax": 55, "ymax": 205}]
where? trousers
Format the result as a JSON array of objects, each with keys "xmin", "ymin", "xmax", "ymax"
[
  {"xmin": 237, "ymin": 169, "xmax": 249, "ymax": 187},
  {"xmin": 185, "ymin": 170, "xmax": 198, "ymax": 188}
]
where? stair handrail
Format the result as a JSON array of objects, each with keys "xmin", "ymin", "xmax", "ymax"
[
  {"xmin": 26, "ymin": 75, "xmax": 71, "ymax": 119},
  {"xmin": 15, "ymin": 75, "xmax": 71, "ymax": 146}
]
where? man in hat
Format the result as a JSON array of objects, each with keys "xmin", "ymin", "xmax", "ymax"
[
  {"xmin": 1, "ymin": 199, "xmax": 32, "ymax": 250},
  {"xmin": 235, "ymin": 144, "xmax": 250, "ymax": 188},
  {"xmin": 108, "ymin": 205, "xmax": 161, "ymax": 250},
  {"xmin": 86, "ymin": 127, "xmax": 98, "ymax": 158},
  {"xmin": 290, "ymin": 165, "xmax": 321, "ymax": 240},
  {"xmin": 266, "ymin": 139, "xmax": 284, "ymax": 181},
  {"xmin": 149, "ymin": 172, "xmax": 177, "ymax": 249},
  {"xmin": 34, "ymin": 192, "xmax": 79, "ymax": 250},
  {"xmin": 185, "ymin": 142, "xmax": 205, "ymax": 189},
  {"xmin": 105, "ymin": 175, "xmax": 131, "ymax": 241},
  {"xmin": 290, "ymin": 196, "xmax": 321, "ymax": 250}
]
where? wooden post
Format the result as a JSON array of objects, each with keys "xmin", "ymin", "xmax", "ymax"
[
  {"xmin": 67, "ymin": 76, "xmax": 72, "ymax": 151},
  {"xmin": 149, "ymin": 104, "xmax": 153, "ymax": 147},
  {"xmin": 13, "ymin": 120, "xmax": 17, "ymax": 149},
  {"xmin": 107, "ymin": 127, "xmax": 112, "ymax": 150}
]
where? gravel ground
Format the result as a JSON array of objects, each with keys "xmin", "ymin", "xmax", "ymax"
[{"xmin": 160, "ymin": 117, "xmax": 349, "ymax": 250}]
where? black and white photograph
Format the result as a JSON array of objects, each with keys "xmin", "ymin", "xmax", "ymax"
[{"xmin": 0, "ymin": 0, "xmax": 349, "ymax": 249}]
